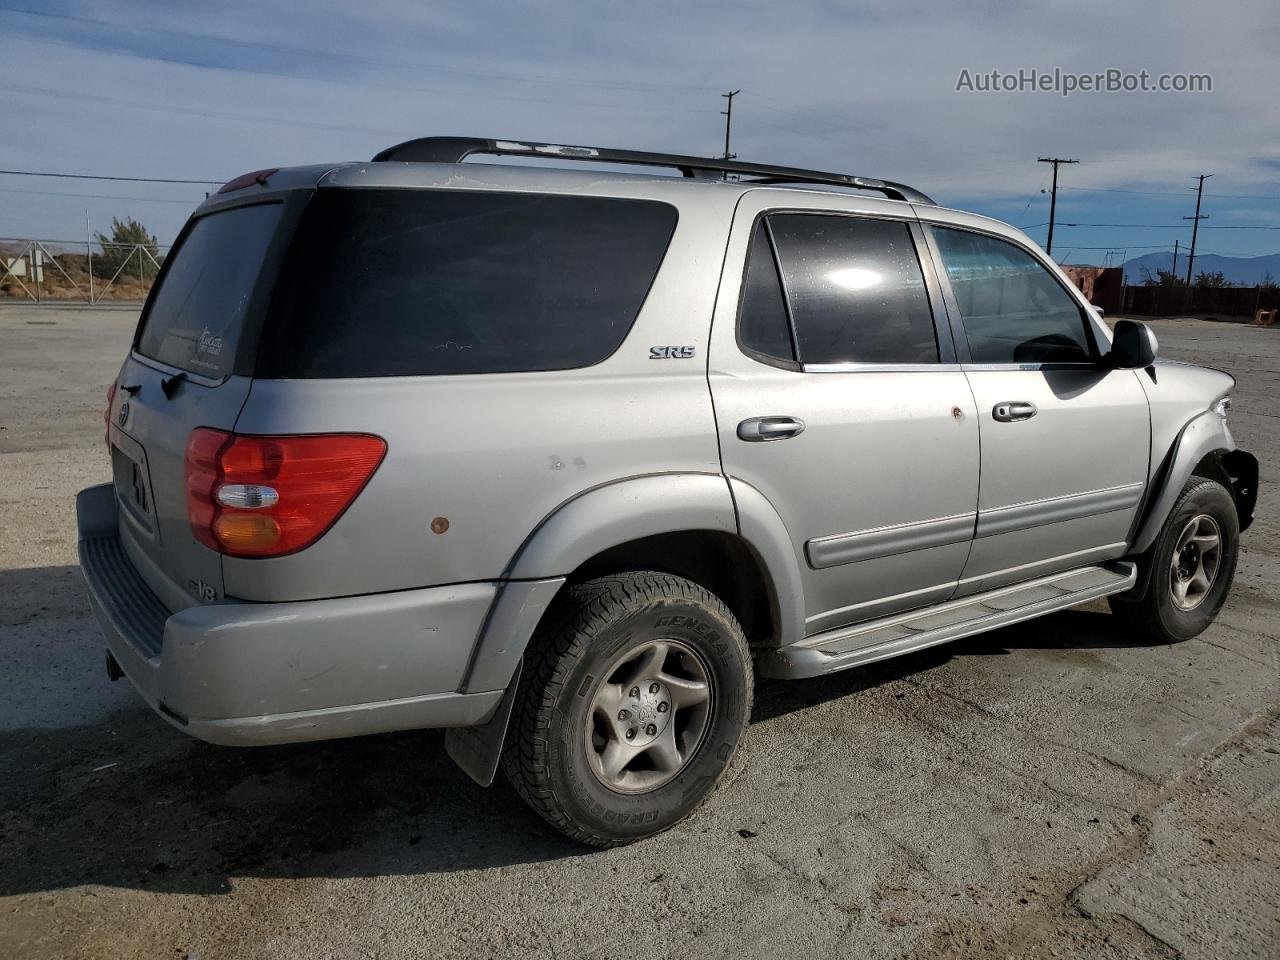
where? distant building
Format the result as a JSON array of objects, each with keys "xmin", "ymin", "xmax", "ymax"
[{"xmin": 1062, "ymin": 265, "xmax": 1123, "ymax": 313}]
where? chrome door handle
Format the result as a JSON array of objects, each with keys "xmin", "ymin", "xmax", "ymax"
[
  {"xmin": 738, "ymin": 416, "xmax": 806, "ymax": 442},
  {"xmin": 992, "ymin": 401, "xmax": 1037, "ymax": 422}
]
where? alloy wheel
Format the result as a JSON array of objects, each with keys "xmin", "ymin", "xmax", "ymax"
[{"xmin": 584, "ymin": 639, "xmax": 713, "ymax": 794}]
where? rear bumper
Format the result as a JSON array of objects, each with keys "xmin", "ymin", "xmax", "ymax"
[{"xmin": 76, "ymin": 483, "xmax": 504, "ymax": 746}]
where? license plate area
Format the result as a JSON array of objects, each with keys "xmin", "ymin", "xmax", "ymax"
[{"xmin": 111, "ymin": 439, "xmax": 157, "ymax": 536}]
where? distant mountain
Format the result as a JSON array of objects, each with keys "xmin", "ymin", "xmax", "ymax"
[{"xmin": 1118, "ymin": 251, "xmax": 1280, "ymax": 286}]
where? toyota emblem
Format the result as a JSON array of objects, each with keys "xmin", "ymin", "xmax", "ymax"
[{"xmin": 117, "ymin": 401, "xmax": 130, "ymax": 427}]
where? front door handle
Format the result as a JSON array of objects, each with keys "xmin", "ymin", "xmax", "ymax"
[
  {"xmin": 992, "ymin": 401, "xmax": 1037, "ymax": 422},
  {"xmin": 738, "ymin": 416, "xmax": 806, "ymax": 442}
]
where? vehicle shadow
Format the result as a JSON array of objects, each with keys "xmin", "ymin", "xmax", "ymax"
[
  {"xmin": 0, "ymin": 563, "xmax": 1156, "ymax": 898},
  {"xmin": 749, "ymin": 605, "xmax": 1160, "ymax": 723},
  {"xmin": 0, "ymin": 709, "xmax": 594, "ymax": 897}
]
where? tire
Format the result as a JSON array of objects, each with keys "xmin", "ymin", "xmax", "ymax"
[
  {"xmin": 501, "ymin": 571, "xmax": 753, "ymax": 847},
  {"xmin": 1108, "ymin": 476, "xmax": 1240, "ymax": 643}
]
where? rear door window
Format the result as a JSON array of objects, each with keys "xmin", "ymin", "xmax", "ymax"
[
  {"xmin": 135, "ymin": 202, "xmax": 283, "ymax": 378},
  {"xmin": 257, "ymin": 189, "xmax": 677, "ymax": 378},
  {"xmin": 931, "ymin": 227, "xmax": 1095, "ymax": 364},
  {"xmin": 767, "ymin": 214, "xmax": 938, "ymax": 365}
]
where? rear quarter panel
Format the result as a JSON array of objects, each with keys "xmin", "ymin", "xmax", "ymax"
[{"xmin": 224, "ymin": 182, "xmax": 737, "ymax": 602}]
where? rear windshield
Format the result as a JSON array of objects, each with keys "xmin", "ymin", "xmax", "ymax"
[
  {"xmin": 256, "ymin": 189, "xmax": 677, "ymax": 378},
  {"xmin": 136, "ymin": 202, "xmax": 283, "ymax": 378}
]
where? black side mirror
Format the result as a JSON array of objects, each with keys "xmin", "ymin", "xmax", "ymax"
[{"xmin": 1110, "ymin": 319, "xmax": 1158, "ymax": 368}]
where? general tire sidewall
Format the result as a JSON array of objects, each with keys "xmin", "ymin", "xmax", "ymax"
[
  {"xmin": 546, "ymin": 596, "xmax": 750, "ymax": 841},
  {"xmin": 1151, "ymin": 481, "xmax": 1239, "ymax": 640}
]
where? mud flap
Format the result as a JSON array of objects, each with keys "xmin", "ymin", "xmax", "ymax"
[{"xmin": 445, "ymin": 660, "xmax": 521, "ymax": 787}]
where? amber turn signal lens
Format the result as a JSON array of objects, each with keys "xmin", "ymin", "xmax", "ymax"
[{"xmin": 212, "ymin": 513, "xmax": 282, "ymax": 552}]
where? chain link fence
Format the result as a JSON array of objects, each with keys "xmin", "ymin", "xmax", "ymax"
[{"xmin": 0, "ymin": 237, "xmax": 170, "ymax": 303}]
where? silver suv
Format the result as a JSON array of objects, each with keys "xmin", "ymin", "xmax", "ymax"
[{"xmin": 78, "ymin": 137, "xmax": 1258, "ymax": 846}]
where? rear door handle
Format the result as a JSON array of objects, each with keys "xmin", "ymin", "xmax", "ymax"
[
  {"xmin": 992, "ymin": 401, "xmax": 1037, "ymax": 422},
  {"xmin": 738, "ymin": 416, "xmax": 806, "ymax": 442}
]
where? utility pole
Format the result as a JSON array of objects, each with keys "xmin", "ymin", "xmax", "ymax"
[
  {"xmin": 720, "ymin": 90, "xmax": 740, "ymax": 179},
  {"xmin": 86, "ymin": 211, "xmax": 95, "ymax": 304},
  {"xmin": 1184, "ymin": 173, "xmax": 1212, "ymax": 285},
  {"xmin": 1038, "ymin": 156, "xmax": 1079, "ymax": 256},
  {"xmin": 1170, "ymin": 239, "xmax": 1179, "ymax": 281}
]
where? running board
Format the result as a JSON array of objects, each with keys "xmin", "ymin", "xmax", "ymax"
[{"xmin": 757, "ymin": 561, "xmax": 1136, "ymax": 680}]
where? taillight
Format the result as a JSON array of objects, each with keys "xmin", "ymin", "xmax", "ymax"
[
  {"xmin": 104, "ymin": 382, "xmax": 117, "ymax": 447},
  {"xmin": 184, "ymin": 429, "xmax": 387, "ymax": 558}
]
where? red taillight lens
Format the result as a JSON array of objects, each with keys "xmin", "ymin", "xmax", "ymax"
[
  {"xmin": 184, "ymin": 429, "xmax": 387, "ymax": 558},
  {"xmin": 104, "ymin": 382, "xmax": 117, "ymax": 447}
]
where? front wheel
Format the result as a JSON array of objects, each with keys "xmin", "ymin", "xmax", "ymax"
[
  {"xmin": 1109, "ymin": 476, "xmax": 1240, "ymax": 642},
  {"xmin": 502, "ymin": 571, "xmax": 753, "ymax": 846}
]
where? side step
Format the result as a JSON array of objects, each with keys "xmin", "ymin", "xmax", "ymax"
[{"xmin": 756, "ymin": 562, "xmax": 1136, "ymax": 680}]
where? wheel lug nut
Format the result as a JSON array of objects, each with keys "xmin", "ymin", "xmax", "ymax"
[
  {"xmin": 625, "ymin": 729, "xmax": 635, "ymax": 740},
  {"xmin": 618, "ymin": 709, "xmax": 629, "ymax": 721},
  {"xmin": 645, "ymin": 723, "xmax": 657, "ymax": 736},
  {"xmin": 649, "ymin": 682, "xmax": 660, "ymax": 695},
  {"xmin": 657, "ymin": 701, "xmax": 669, "ymax": 713},
  {"xmin": 629, "ymin": 686, "xmax": 640, "ymax": 698}
]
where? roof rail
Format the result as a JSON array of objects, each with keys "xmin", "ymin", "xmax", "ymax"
[{"xmin": 371, "ymin": 136, "xmax": 935, "ymax": 205}]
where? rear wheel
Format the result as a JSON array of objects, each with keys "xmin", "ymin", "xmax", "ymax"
[
  {"xmin": 1109, "ymin": 477, "xmax": 1239, "ymax": 642},
  {"xmin": 502, "ymin": 571, "xmax": 753, "ymax": 846}
]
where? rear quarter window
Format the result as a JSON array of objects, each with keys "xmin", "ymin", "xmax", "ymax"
[
  {"xmin": 136, "ymin": 202, "xmax": 283, "ymax": 378},
  {"xmin": 257, "ymin": 189, "xmax": 678, "ymax": 378}
]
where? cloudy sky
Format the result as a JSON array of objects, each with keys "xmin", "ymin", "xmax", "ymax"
[{"xmin": 2, "ymin": 0, "xmax": 1277, "ymax": 265}]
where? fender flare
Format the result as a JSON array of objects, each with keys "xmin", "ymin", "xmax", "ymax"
[
  {"xmin": 447, "ymin": 472, "xmax": 799, "ymax": 787},
  {"xmin": 460, "ymin": 472, "xmax": 806, "ymax": 694},
  {"xmin": 727, "ymin": 478, "xmax": 806, "ymax": 649},
  {"xmin": 505, "ymin": 473, "xmax": 738, "ymax": 581},
  {"xmin": 459, "ymin": 473, "xmax": 737, "ymax": 697},
  {"xmin": 1130, "ymin": 410, "xmax": 1238, "ymax": 555}
]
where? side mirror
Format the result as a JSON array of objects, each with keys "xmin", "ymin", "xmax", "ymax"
[{"xmin": 1110, "ymin": 319, "xmax": 1158, "ymax": 368}]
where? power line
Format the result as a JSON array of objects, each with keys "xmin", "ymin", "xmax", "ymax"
[
  {"xmin": 1040, "ymin": 221, "xmax": 1280, "ymax": 230},
  {"xmin": 1037, "ymin": 157, "xmax": 1078, "ymax": 255},
  {"xmin": 0, "ymin": 186, "xmax": 204, "ymax": 204},
  {"xmin": 0, "ymin": 168, "xmax": 220, "ymax": 185},
  {"xmin": 1066, "ymin": 243, "xmax": 1180, "ymax": 250},
  {"xmin": 1062, "ymin": 185, "xmax": 1280, "ymax": 201}
]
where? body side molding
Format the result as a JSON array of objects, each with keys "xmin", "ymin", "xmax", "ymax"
[
  {"xmin": 806, "ymin": 512, "xmax": 976, "ymax": 569},
  {"xmin": 976, "ymin": 483, "xmax": 1144, "ymax": 539}
]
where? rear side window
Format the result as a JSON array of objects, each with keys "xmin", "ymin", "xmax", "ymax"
[
  {"xmin": 738, "ymin": 220, "xmax": 797, "ymax": 365},
  {"xmin": 258, "ymin": 189, "xmax": 677, "ymax": 378},
  {"xmin": 931, "ymin": 227, "xmax": 1094, "ymax": 364},
  {"xmin": 768, "ymin": 214, "xmax": 938, "ymax": 365},
  {"xmin": 136, "ymin": 203, "xmax": 283, "ymax": 378}
]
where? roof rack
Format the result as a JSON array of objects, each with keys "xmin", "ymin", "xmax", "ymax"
[{"xmin": 371, "ymin": 136, "xmax": 935, "ymax": 205}]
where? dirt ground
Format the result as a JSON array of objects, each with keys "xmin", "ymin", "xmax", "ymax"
[{"xmin": 1, "ymin": 306, "xmax": 1276, "ymax": 960}]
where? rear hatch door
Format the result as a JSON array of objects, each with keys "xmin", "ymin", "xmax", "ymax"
[{"xmin": 108, "ymin": 198, "xmax": 291, "ymax": 611}]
